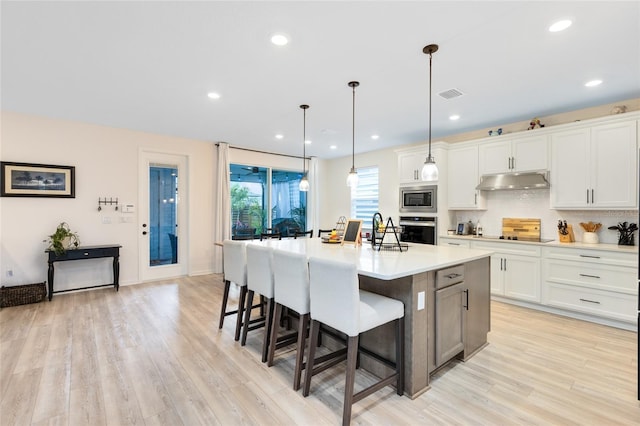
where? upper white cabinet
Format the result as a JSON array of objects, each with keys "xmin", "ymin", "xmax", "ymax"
[
  {"xmin": 550, "ymin": 119, "xmax": 637, "ymax": 209},
  {"xmin": 448, "ymin": 144, "xmax": 485, "ymax": 210},
  {"xmin": 398, "ymin": 147, "xmax": 428, "ymax": 184},
  {"xmin": 479, "ymin": 134, "xmax": 548, "ymax": 175},
  {"xmin": 397, "ymin": 144, "xmax": 446, "ymax": 185}
]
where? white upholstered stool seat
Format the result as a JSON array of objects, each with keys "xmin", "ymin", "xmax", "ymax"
[
  {"xmin": 241, "ymin": 244, "xmax": 275, "ymax": 361},
  {"xmin": 303, "ymin": 256, "xmax": 405, "ymax": 426},
  {"xmin": 268, "ymin": 248, "xmax": 312, "ymax": 390},
  {"xmin": 219, "ymin": 240, "xmax": 263, "ymax": 341}
]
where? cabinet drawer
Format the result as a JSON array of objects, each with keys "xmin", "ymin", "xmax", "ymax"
[
  {"xmin": 544, "ymin": 282, "xmax": 636, "ymax": 322},
  {"xmin": 439, "ymin": 238, "xmax": 470, "ymax": 248},
  {"xmin": 472, "ymin": 240, "xmax": 541, "ymax": 257},
  {"xmin": 542, "ymin": 246, "xmax": 636, "ymax": 267},
  {"xmin": 544, "ymin": 259, "xmax": 636, "ymax": 293},
  {"xmin": 436, "ymin": 265, "xmax": 465, "ymax": 289}
]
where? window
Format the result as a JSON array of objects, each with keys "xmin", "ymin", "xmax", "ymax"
[
  {"xmin": 229, "ymin": 164, "xmax": 306, "ymax": 238},
  {"xmin": 350, "ymin": 166, "xmax": 379, "ymax": 224}
]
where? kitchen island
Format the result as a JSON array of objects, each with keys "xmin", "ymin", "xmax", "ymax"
[{"xmin": 245, "ymin": 238, "xmax": 492, "ymax": 398}]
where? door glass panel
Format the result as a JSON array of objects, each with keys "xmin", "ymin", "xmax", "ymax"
[
  {"xmin": 230, "ymin": 165, "xmax": 267, "ymax": 239},
  {"xmin": 149, "ymin": 165, "xmax": 178, "ymax": 266},
  {"xmin": 272, "ymin": 169, "xmax": 306, "ymax": 237},
  {"xmin": 229, "ymin": 164, "xmax": 306, "ymax": 239}
]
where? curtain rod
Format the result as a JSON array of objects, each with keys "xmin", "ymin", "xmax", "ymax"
[{"xmin": 216, "ymin": 143, "xmax": 306, "ymax": 160}]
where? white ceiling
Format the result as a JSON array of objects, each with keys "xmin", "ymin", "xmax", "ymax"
[{"xmin": 2, "ymin": 1, "xmax": 639, "ymax": 159}]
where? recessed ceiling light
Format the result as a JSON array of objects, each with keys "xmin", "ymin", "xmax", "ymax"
[
  {"xmin": 549, "ymin": 19, "xmax": 572, "ymax": 32},
  {"xmin": 585, "ymin": 79, "xmax": 603, "ymax": 87},
  {"xmin": 207, "ymin": 92, "xmax": 220, "ymax": 99},
  {"xmin": 271, "ymin": 33, "xmax": 289, "ymax": 46},
  {"xmin": 371, "ymin": 134, "xmax": 379, "ymax": 140},
  {"xmin": 449, "ymin": 114, "xmax": 460, "ymax": 121},
  {"xmin": 275, "ymin": 134, "xmax": 284, "ymax": 139},
  {"xmin": 330, "ymin": 145, "xmax": 337, "ymax": 150},
  {"xmin": 305, "ymin": 140, "xmax": 312, "ymax": 145}
]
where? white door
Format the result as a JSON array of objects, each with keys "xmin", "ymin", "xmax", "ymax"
[{"xmin": 139, "ymin": 151, "xmax": 188, "ymax": 281}]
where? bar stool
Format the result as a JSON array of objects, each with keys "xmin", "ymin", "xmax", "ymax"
[
  {"xmin": 304, "ymin": 256, "xmax": 405, "ymax": 426},
  {"xmin": 260, "ymin": 232, "xmax": 282, "ymax": 241},
  {"xmin": 269, "ymin": 249, "xmax": 311, "ymax": 390},
  {"xmin": 294, "ymin": 230, "xmax": 313, "ymax": 239},
  {"xmin": 219, "ymin": 240, "xmax": 248, "ymax": 341},
  {"xmin": 241, "ymin": 244, "xmax": 274, "ymax": 361},
  {"xmin": 317, "ymin": 229, "xmax": 333, "ymax": 238}
]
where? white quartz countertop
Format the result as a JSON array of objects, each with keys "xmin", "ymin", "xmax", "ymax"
[
  {"xmin": 246, "ymin": 238, "xmax": 493, "ymax": 280},
  {"xmin": 440, "ymin": 234, "xmax": 638, "ymax": 254}
]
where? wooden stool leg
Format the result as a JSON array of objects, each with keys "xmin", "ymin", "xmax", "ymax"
[
  {"xmin": 302, "ymin": 319, "xmax": 321, "ymax": 397},
  {"xmin": 396, "ymin": 317, "xmax": 405, "ymax": 396},
  {"xmin": 267, "ymin": 303, "xmax": 282, "ymax": 367},
  {"xmin": 240, "ymin": 290, "xmax": 254, "ymax": 346},
  {"xmin": 261, "ymin": 297, "xmax": 275, "ymax": 363},
  {"xmin": 293, "ymin": 313, "xmax": 309, "ymax": 390},
  {"xmin": 218, "ymin": 279, "xmax": 231, "ymax": 329},
  {"xmin": 342, "ymin": 335, "xmax": 359, "ymax": 426},
  {"xmin": 235, "ymin": 285, "xmax": 247, "ymax": 341}
]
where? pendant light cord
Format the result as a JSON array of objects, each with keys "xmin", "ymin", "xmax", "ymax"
[
  {"xmin": 428, "ymin": 50, "xmax": 432, "ymax": 159},
  {"xmin": 351, "ymin": 84, "xmax": 355, "ymax": 169},
  {"xmin": 303, "ymin": 107, "xmax": 306, "ymax": 174}
]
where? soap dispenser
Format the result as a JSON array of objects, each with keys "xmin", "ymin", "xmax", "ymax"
[{"xmin": 476, "ymin": 221, "xmax": 483, "ymax": 237}]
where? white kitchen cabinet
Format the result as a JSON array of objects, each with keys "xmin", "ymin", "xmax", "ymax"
[
  {"xmin": 397, "ymin": 145, "xmax": 446, "ymax": 185},
  {"xmin": 447, "ymin": 144, "xmax": 485, "ymax": 209},
  {"xmin": 479, "ymin": 134, "xmax": 548, "ymax": 175},
  {"xmin": 542, "ymin": 246, "xmax": 637, "ymax": 323},
  {"xmin": 398, "ymin": 148, "xmax": 427, "ymax": 184},
  {"xmin": 550, "ymin": 119, "xmax": 637, "ymax": 209},
  {"xmin": 438, "ymin": 237, "xmax": 471, "ymax": 248},
  {"xmin": 471, "ymin": 240, "xmax": 541, "ymax": 302}
]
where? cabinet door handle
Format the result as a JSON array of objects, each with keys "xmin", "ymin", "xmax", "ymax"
[
  {"xmin": 445, "ymin": 273, "xmax": 462, "ymax": 279},
  {"xmin": 474, "ymin": 192, "xmax": 477, "ymax": 205},
  {"xmin": 591, "ymin": 189, "xmax": 594, "ymax": 204},
  {"xmin": 464, "ymin": 289, "xmax": 469, "ymax": 310},
  {"xmin": 512, "ymin": 156, "xmax": 515, "ymax": 170},
  {"xmin": 448, "ymin": 242, "xmax": 460, "ymax": 246},
  {"xmin": 579, "ymin": 254, "xmax": 601, "ymax": 259},
  {"xmin": 586, "ymin": 189, "xmax": 590, "ymax": 204},
  {"xmin": 579, "ymin": 298, "xmax": 601, "ymax": 304},
  {"xmin": 499, "ymin": 258, "xmax": 503, "ymax": 271},
  {"xmin": 579, "ymin": 273, "xmax": 601, "ymax": 279}
]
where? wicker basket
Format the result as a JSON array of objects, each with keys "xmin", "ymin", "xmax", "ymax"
[{"xmin": 0, "ymin": 282, "xmax": 47, "ymax": 308}]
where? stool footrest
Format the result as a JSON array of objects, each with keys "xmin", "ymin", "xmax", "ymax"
[
  {"xmin": 352, "ymin": 373, "xmax": 399, "ymax": 403},
  {"xmin": 310, "ymin": 348, "xmax": 348, "ymax": 376}
]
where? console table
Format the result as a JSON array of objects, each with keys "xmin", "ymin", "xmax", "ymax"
[{"xmin": 46, "ymin": 244, "xmax": 121, "ymax": 301}]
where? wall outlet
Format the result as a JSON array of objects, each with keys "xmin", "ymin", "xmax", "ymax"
[
  {"xmin": 417, "ymin": 291, "xmax": 425, "ymax": 310},
  {"xmin": 102, "ymin": 216, "xmax": 112, "ymax": 224},
  {"xmin": 6, "ymin": 269, "xmax": 13, "ymax": 277}
]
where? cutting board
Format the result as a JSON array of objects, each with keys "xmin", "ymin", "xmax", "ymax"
[{"xmin": 502, "ymin": 218, "xmax": 541, "ymax": 240}]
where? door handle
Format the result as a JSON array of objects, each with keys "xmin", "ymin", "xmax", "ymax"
[
  {"xmin": 579, "ymin": 273, "xmax": 600, "ymax": 279},
  {"xmin": 586, "ymin": 189, "xmax": 590, "ymax": 204},
  {"xmin": 142, "ymin": 231, "xmax": 147, "ymax": 235},
  {"xmin": 464, "ymin": 289, "xmax": 469, "ymax": 310},
  {"xmin": 503, "ymin": 258, "xmax": 507, "ymax": 271},
  {"xmin": 591, "ymin": 189, "xmax": 594, "ymax": 204}
]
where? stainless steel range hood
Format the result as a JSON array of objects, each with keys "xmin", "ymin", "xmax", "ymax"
[{"xmin": 476, "ymin": 171, "xmax": 550, "ymax": 191}]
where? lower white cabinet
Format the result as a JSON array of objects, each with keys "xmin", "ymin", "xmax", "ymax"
[
  {"xmin": 542, "ymin": 246, "xmax": 637, "ymax": 323},
  {"xmin": 471, "ymin": 241, "xmax": 541, "ymax": 303}
]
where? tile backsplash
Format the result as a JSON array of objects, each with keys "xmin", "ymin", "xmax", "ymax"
[{"xmin": 448, "ymin": 189, "xmax": 638, "ymax": 244}]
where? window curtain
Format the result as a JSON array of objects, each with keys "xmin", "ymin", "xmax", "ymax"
[
  {"xmin": 307, "ymin": 156, "xmax": 319, "ymax": 233},
  {"xmin": 213, "ymin": 142, "xmax": 230, "ymax": 273}
]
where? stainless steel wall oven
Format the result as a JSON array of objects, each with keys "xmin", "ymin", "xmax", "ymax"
[{"xmin": 399, "ymin": 216, "xmax": 437, "ymax": 245}]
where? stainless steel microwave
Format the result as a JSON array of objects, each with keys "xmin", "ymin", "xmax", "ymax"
[{"xmin": 399, "ymin": 185, "xmax": 437, "ymax": 213}]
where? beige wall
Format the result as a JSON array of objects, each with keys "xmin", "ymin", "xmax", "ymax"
[{"xmin": 1, "ymin": 112, "xmax": 215, "ymax": 288}]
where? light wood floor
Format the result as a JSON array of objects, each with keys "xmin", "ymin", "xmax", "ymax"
[{"xmin": 1, "ymin": 274, "xmax": 638, "ymax": 425}]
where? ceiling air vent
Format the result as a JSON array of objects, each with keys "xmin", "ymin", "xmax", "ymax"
[{"xmin": 438, "ymin": 88, "xmax": 464, "ymax": 100}]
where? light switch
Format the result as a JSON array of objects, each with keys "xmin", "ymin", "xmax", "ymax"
[{"xmin": 417, "ymin": 291, "xmax": 425, "ymax": 310}]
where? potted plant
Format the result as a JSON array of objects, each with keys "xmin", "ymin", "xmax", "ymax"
[
  {"xmin": 45, "ymin": 222, "xmax": 80, "ymax": 255},
  {"xmin": 607, "ymin": 221, "xmax": 637, "ymax": 246}
]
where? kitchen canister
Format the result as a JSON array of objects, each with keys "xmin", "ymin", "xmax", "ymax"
[{"xmin": 582, "ymin": 232, "xmax": 599, "ymax": 244}]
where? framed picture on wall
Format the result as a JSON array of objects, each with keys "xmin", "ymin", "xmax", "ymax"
[{"xmin": 1, "ymin": 162, "xmax": 75, "ymax": 198}]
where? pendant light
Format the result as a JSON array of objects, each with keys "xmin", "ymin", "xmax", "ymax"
[
  {"xmin": 346, "ymin": 81, "xmax": 360, "ymax": 187},
  {"xmin": 299, "ymin": 104, "xmax": 310, "ymax": 192},
  {"xmin": 421, "ymin": 44, "xmax": 439, "ymax": 182}
]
